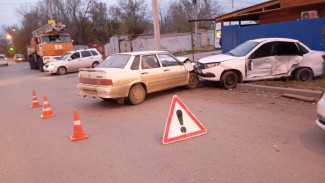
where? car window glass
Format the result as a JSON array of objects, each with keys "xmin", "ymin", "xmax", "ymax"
[
  {"xmin": 158, "ymin": 54, "xmax": 180, "ymax": 67},
  {"xmin": 81, "ymin": 51, "xmax": 92, "ymax": 58},
  {"xmin": 141, "ymin": 55, "xmax": 160, "ymax": 69},
  {"xmin": 276, "ymin": 42, "xmax": 300, "ymax": 55},
  {"xmin": 97, "ymin": 54, "xmax": 131, "ymax": 68},
  {"xmin": 70, "ymin": 52, "xmax": 80, "ymax": 60},
  {"xmin": 297, "ymin": 43, "xmax": 309, "ymax": 54},
  {"xmin": 131, "ymin": 56, "xmax": 140, "ymax": 70},
  {"xmin": 227, "ymin": 41, "xmax": 259, "ymax": 57},
  {"xmin": 0, "ymin": 56, "xmax": 5, "ymax": 59},
  {"xmin": 250, "ymin": 42, "xmax": 275, "ymax": 59},
  {"xmin": 90, "ymin": 50, "xmax": 98, "ymax": 56}
]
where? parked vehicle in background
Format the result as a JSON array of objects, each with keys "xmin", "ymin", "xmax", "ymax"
[
  {"xmin": 27, "ymin": 23, "xmax": 73, "ymax": 72},
  {"xmin": 14, "ymin": 54, "xmax": 25, "ymax": 62},
  {"xmin": 316, "ymin": 91, "xmax": 325, "ymax": 131},
  {"xmin": 196, "ymin": 38, "xmax": 325, "ymax": 89},
  {"xmin": 77, "ymin": 51, "xmax": 198, "ymax": 105},
  {"xmin": 0, "ymin": 54, "xmax": 8, "ymax": 67},
  {"xmin": 43, "ymin": 49, "xmax": 103, "ymax": 75}
]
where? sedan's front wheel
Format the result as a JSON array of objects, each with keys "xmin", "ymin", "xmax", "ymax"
[
  {"xmin": 128, "ymin": 84, "xmax": 146, "ymax": 105},
  {"xmin": 220, "ymin": 71, "xmax": 238, "ymax": 89},
  {"xmin": 186, "ymin": 73, "xmax": 199, "ymax": 89}
]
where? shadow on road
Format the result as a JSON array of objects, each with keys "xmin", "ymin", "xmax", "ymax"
[{"xmin": 300, "ymin": 126, "xmax": 325, "ymax": 157}]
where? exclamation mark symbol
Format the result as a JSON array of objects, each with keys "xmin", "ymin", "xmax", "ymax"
[{"xmin": 176, "ymin": 110, "xmax": 187, "ymax": 133}]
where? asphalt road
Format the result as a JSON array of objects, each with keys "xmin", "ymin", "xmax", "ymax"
[{"xmin": 1, "ymin": 61, "xmax": 325, "ymax": 183}]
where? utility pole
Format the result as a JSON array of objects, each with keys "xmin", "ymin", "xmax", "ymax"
[
  {"xmin": 152, "ymin": 0, "xmax": 161, "ymax": 50},
  {"xmin": 47, "ymin": 0, "xmax": 54, "ymax": 20},
  {"xmin": 194, "ymin": 0, "xmax": 198, "ymax": 50}
]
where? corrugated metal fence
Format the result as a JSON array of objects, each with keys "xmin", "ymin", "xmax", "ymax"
[{"xmin": 221, "ymin": 17, "xmax": 325, "ymax": 53}]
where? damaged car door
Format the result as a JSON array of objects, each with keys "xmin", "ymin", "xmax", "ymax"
[
  {"xmin": 246, "ymin": 42, "xmax": 276, "ymax": 78},
  {"xmin": 271, "ymin": 41, "xmax": 303, "ymax": 75}
]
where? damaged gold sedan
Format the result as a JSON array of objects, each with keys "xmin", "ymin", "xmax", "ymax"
[{"xmin": 77, "ymin": 51, "xmax": 198, "ymax": 105}]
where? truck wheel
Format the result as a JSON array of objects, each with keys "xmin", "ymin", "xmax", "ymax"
[
  {"xmin": 57, "ymin": 66, "xmax": 67, "ymax": 75},
  {"xmin": 38, "ymin": 57, "xmax": 44, "ymax": 72},
  {"xmin": 220, "ymin": 71, "xmax": 238, "ymax": 89}
]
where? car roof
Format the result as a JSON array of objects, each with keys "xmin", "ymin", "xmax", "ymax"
[
  {"xmin": 114, "ymin": 50, "xmax": 168, "ymax": 56},
  {"xmin": 247, "ymin": 37, "xmax": 298, "ymax": 43},
  {"xmin": 67, "ymin": 48, "xmax": 100, "ymax": 53}
]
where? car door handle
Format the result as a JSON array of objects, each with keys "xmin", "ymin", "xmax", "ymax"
[
  {"xmin": 164, "ymin": 69, "xmax": 170, "ymax": 72},
  {"xmin": 141, "ymin": 72, "xmax": 148, "ymax": 75},
  {"xmin": 265, "ymin": 59, "xmax": 272, "ymax": 62},
  {"xmin": 78, "ymin": 60, "xmax": 82, "ymax": 61}
]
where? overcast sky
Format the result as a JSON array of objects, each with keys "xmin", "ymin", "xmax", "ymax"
[{"xmin": 0, "ymin": 0, "xmax": 268, "ymax": 28}]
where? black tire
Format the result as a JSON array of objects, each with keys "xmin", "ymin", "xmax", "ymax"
[
  {"xmin": 186, "ymin": 72, "xmax": 199, "ymax": 89},
  {"xmin": 220, "ymin": 71, "xmax": 238, "ymax": 89},
  {"xmin": 294, "ymin": 68, "xmax": 313, "ymax": 81},
  {"xmin": 57, "ymin": 66, "xmax": 67, "ymax": 75},
  {"xmin": 128, "ymin": 84, "xmax": 146, "ymax": 105},
  {"xmin": 38, "ymin": 57, "xmax": 44, "ymax": 72},
  {"xmin": 92, "ymin": 61, "xmax": 99, "ymax": 68}
]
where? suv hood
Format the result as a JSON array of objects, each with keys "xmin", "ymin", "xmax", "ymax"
[{"xmin": 198, "ymin": 54, "xmax": 237, "ymax": 64}]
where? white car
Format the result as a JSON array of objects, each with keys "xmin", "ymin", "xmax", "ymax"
[
  {"xmin": 316, "ymin": 91, "xmax": 325, "ymax": 131},
  {"xmin": 0, "ymin": 54, "xmax": 8, "ymax": 67},
  {"xmin": 43, "ymin": 49, "xmax": 103, "ymax": 74},
  {"xmin": 196, "ymin": 38, "xmax": 325, "ymax": 89},
  {"xmin": 77, "ymin": 51, "xmax": 198, "ymax": 105}
]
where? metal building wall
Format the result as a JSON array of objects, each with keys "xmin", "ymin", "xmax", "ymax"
[{"xmin": 221, "ymin": 17, "xmax": 325, "ymax": 53}]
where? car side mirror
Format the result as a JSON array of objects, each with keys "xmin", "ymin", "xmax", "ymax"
[
  {"xmin": 180, "ymin": 62, "xmax": 184, "ymax": 66},
  {"xmin": 68, "ymin": 58, "xmax": 72, "ymax": 61}
]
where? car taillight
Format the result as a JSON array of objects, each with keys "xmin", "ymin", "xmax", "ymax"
[
  {"xmin": 79, "ymin": 77, "xmax": 112, "ymax": 86},
  {"xmin": 322, "ymin": 54, "xmax": 325, "ymax": 61}
]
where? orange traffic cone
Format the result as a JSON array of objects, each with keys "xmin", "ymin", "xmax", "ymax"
[
  {"xmin": 30, "ymin": 89, "xmax": 42, "ymax": 108},
  {"xmin": 70, "ymin": 110, "xmax": 88, "ymax": 141},
  {"xmin": 40, "ymin": 96, "xmax": 55, "ymax": 119}
]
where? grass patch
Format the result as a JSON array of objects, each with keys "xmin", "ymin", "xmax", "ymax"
[{"xmin": 249, "ymin": 75, "xmax": 325, "ymax": 91}]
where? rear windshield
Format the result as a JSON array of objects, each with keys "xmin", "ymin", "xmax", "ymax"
[
  {"xmin": 227, "ymin": 41, "xmax": 259, "ymax": 57},
  {"xmin": 15, "ymin": 54, "xmax": 24, "ymax": 58},
  {"xmin": 0, "ymin": 56, "xmax": 5, "ymax": 59},
  {"xmin": 97, "ymin": 54, "xmax": 131, "ymax": 68}
]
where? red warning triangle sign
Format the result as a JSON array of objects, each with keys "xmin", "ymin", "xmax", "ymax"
[{"xmin": 162, "ymin": 95, "xmax": 207, "ymax": 144}]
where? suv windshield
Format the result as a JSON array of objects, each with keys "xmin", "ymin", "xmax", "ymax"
[
  {"xmin": 60, "ymin": 52, "xmax": 72, "ymax": 60},
  {"xmin": 98, "ymin": 54, "xmax": 131, "ymax": 68},
  {"xmin": 227, "ymin": 41, "xmax": 259, "ymax": 57}
]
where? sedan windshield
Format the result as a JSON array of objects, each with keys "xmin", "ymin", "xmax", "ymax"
[
  {"xmin": 227, "ymin": 41, "xmax": 259, "ymax": 57},
  {"xmin": 98, "ymin": 54, "xmax": 131, "ymax": 68}
]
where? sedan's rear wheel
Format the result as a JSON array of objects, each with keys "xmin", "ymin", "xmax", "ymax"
[
  {"xmin": 57, "ymin": 66, "xmax": 67, "ymax": 75},
  {"xmin": 128, "ymin": 85, "xmax": 145, "ymax": 105},
  {"xmin": 294, "ymin": 68, "xmax": 313, "ymax": 81}
]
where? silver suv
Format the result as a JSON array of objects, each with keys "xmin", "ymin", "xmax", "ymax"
[{"xmin": 43, "ymin": 49, "xmax": 103, "ymax": 74}]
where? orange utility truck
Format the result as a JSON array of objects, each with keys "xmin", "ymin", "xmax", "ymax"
[{"xmin": 27, "ymin": 23, "xmax": 73, "ymax": 71}]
